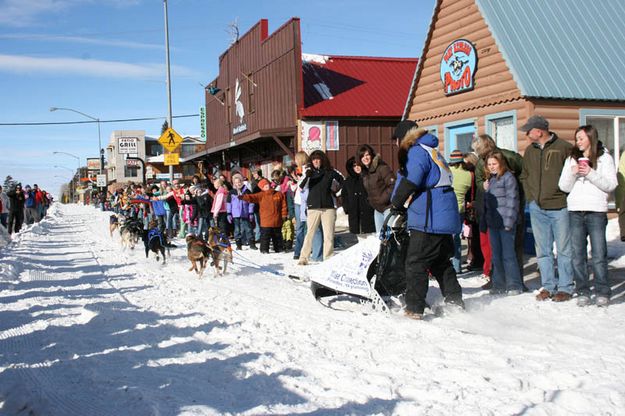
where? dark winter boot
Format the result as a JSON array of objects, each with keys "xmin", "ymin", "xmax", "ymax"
[
  {"xmin": 249, "ymin": 239, "xmax": 258, "ymax": 250},
  {"xmin": 285, "ymin": 239, "xmax": 293, "ymax": 252},
  {"xmin": 236, "ymin": 240, "xmax": 243, "ymax": 251}
]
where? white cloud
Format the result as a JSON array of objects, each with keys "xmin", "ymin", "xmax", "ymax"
[
  {"xmin": 0, "ymin": 33, "xmax": 163, "ymax": 50},
  {"xmin": 0, "ymin": 0, "xmax": 141, "ymax": 27},
  {"xmin": 0, "ymin": 54, "xmax": 199, "ymax": 79}
]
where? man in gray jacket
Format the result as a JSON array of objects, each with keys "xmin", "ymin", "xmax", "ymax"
[{"xmin": 520, "ymin": 115, "xmax": 573, "ymax": 302}]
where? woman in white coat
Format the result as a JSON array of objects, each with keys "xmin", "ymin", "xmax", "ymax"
[{"xmin": 558, "ymin": 125, "xmax": 617, "ymax": 307}]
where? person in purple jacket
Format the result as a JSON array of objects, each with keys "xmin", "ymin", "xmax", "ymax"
[
  {"xmin": 227, "ymin": 173, "xmax": 257, "ymax": 250},
  {"xmin": 482, "ymin": 151, "xmax": 523, "ymax": 295}
]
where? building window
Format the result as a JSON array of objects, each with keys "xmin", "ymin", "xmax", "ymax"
[
  {"xmin": 580, "ymin": 109, "xmax": 625, "ymax": 165},
  {"xmin": 444, "ymin": 119, "xmax": 476, "ymax": 158},
  {"xmin": 149, "ymin": 144, "xmax": 162, "ymax": 157},
  {"xmin": 183, "ymin": 164, "xmax": 196, "ymax": 177},
  {"xmin": 485, "ymin": 110, "xmax": 517, "ymax": 152},
  {"xmin": 247, "ymin": 73, "xmax": 255, "ymax": 114},
  {"xmin": 124, "ymin": 166, "xmax": 138, "ymax": 177}
]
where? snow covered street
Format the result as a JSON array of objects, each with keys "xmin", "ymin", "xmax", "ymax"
[{"xmin": 1, "ymin": 203, "xmax": 625, "ymax": 415}]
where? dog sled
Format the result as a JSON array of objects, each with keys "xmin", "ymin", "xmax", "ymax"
[{"xmin": 309, "ymin": 213, "xmax": 409, "ymax": 314}]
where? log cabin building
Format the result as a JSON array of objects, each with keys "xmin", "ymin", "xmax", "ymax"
[{"xmin": 403, "ymin": 0, "xmax": 625, "ymax": 164}]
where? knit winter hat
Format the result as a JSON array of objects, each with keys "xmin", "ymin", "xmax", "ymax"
[
  {"xmin": 449, "ymin": 150, "xmax": 464, "ymax": 165},
  {"xmin": 258, "ymin": 179, "xmax": 270, "ymax": 189}
]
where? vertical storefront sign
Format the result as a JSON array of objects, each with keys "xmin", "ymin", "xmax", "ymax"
[{"xmin": 325, "ymin": 121, "xmax": 339, "ymax": 151}]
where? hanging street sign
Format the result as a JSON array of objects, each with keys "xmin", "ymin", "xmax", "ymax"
[
  {"xmin": 118, "ymin": 136, "xmax": 138, "ymax": 154},
  {"xmin": 164, "ymin": 153, "xmax": 180, "ymax": 166},
  {"xmin": 158, "ymin": 127, "xmax": 183, "ymax": 152}
]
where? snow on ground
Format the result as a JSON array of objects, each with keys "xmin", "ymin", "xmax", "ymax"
[{"xmin": 1, "ymin": 203, "xmax": 625, "ymax": 415}]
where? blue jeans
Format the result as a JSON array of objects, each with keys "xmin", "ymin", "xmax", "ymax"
[
  {"xmin": 0, "ymin": 213, "xmax": 7, "ymax": 227},
  {"xmin": 197, "ymin": 217, "xmax": 209, "ymax": 240},
  {"xmin": 570, "ymin": 211, "xmax": 610, "ymax": 297},
  {"xmin": 529, "ymin": 202, "xmax": 574, "ymax": 294},
  {"xmin": 374, "ymin": 208, "xmax": 392, "ymax": 236},
  {"xmin": 233, "ymin": 217, "xmax": 253, "ymax": 244},
  {"xmin": 253, "ymin": 212, "xmax": 261, "ymax": 241},
  {"xmin": 489, "ymin": 227, "xmax": 523, "ymax": 292},
  {"xmin": 166, "ymin": 210, "xmax": 179, "ymax": 231}
]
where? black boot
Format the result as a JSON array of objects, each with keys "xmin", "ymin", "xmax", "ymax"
[
  {"xmin": 285, "ymin": 240, "xmax": 293, "ymax": 252},
  {"xmin": 249, "ymin": 239, "xmax": 258, "ymax": 250},
  {"xmin": 236, "ymin": 240, "xmax": 242, "ymax": 250}
]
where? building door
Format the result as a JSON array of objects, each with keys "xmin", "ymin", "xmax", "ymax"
[{"xmin": 447, "ymin": 123, "xmax": 475, "ymax": 157}]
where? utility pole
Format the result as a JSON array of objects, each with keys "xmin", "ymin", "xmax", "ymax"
[{"xmin": 164, "ymin": 0, "xmax": 174, "ymax": 183}]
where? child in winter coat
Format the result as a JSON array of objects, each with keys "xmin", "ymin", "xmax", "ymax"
[
  {"xmin": 227, "ymin": 173, "xmax": 257, "ymax": 250},
  {"xmin": 240, "ymin": 178, "xmax": 287, "ymax": 253},
  {"xmin": 274, "ymin": 169, "xmax": 295, "ymax": 251},
  {"xmin": 211, "ymin": 178, "xmax": 229, "ymax": 233},
  {"xmin": 181, "ymin": 190, "xmax": 198, "ymax": 237},
  {"xmin": 483, "ymin": 151, "xmax": 523, "ymax": 295}
]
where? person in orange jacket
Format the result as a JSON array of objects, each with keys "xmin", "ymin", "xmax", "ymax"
[{"xmin": 240, "ymin": 178, "xmax": 287, "ymax": 253}]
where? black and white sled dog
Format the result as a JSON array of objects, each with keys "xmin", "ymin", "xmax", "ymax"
[{"xmin": 119, "ymin": 216, "xmax": 143, "ymax": 250}]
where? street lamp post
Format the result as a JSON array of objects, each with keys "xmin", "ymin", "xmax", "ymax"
[
  {"xmin": 54, "ymin": 175, "xmax": 73, "ymax": 203},
  {"xmin": 54, "ymin": 165, "xmax": 77, "ymax": 202},
  {"xmin": 53, "ymin": 151, "xmax": 81, "ymax": 203},
  {"xmin": 164, "ymin": 0, "xmax": 174, "ymax": 183},
  {"xmin": 49, "ymin": 107, "xmax": 103, "ymax": 190}
]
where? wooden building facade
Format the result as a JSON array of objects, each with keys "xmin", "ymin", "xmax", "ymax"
[
  {"xmin": 201, "ymin": 18, "xmax": 417, "ymax": 178},
  {"xmin": 404, "ymin": 0, "xmax": 625, "ymax": 162}
]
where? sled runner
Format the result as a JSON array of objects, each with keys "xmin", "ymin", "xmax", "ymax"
[{"xmin": 309, "ymin": 213, "xmax": 408, "ymax": 314}]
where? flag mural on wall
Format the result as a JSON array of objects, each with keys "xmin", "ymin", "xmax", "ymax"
[{"xmin": 325, "ymin": 121, "xmax": 339, "ymax": 151}]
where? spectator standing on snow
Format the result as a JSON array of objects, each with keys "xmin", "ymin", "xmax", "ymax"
[
  {"xmin": 227, "ymin": 173, "xmax": 257, "ymax": 250},
  {"xmin": 240, "ymin": 178, "xmax": 287, "ymax": 253},
  {"xmin": 358, "ymin": 144, "xmax": 396, "ymax": 234},
  {"xmin": 342, "ymin": 156, "xmax": 375, "ymax": 236},
  {"xmin": 0, "ymin": 185, "xmax": 9, "ymax": 228},
  {"xmin": 298, "ymin": 150, "xmax": 343, "ymax": 264},
  {"xmin": 472, "ymin": 133, "xmax": 525, "ymax": 288},
  {"xmin": 23, "ymin": 185, "xmax": 38, "ymax": 224},
  {"xmin": 448, "ymin": 149, "xmax": 472, "ymax": 274},
  {"xmin": 390, "ymin": 120, "xmax": 464, "ymax": 320},
  {"xmin": 211, "ymin": 178, "xmax": 229, "ymax": 233},
  {"xmin": 462, "ymin": 152, "xmax": 483, "ymax": 272},
  {"xmin": 520, "ymin": 115, "xmax": 573, "ymax": 302},
  {"xmin": 483, "ymin": 152, "xmax": 523, "ymax": 295},
  {"xmin": 7, "ymin": 184, "xmax": 25, "ymax": 234},
  {"xmin": 558, "ymin": 125, "xmax": 617, "ymax": 307}
]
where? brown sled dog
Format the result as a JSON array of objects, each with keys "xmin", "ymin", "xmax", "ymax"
[
  {"xmin": 185, "ymin": 234, "xmax": 212, "ymax": 278},
  {"xmin": 206, "ymin": 226, "xmax": 233, "ymax": 276}
]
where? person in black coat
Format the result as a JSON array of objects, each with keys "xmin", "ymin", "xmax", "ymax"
[
  {"xmin": 7, "ymin": 183, "xmax": 25, "ymax": 234},
  {"xmin": 342, "ymin": 157, "xmax": 375, "ymax": 235}
]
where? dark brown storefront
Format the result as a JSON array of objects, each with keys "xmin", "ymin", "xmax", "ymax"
[{"xmin": 201, "ymin": 18, "xmax": 416, "ymax": 178}]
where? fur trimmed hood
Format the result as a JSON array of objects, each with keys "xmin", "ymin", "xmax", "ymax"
[{"xmin": 398, "ymin": 127, "xmax": 439, "ymax": 173}]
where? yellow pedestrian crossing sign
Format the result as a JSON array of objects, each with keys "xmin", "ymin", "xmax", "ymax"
[{"xmin": 158, "ymin": 128, "xmax": 183, "ymax": 152}]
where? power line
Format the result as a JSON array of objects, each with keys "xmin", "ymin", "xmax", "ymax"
[{"xmin": 0, "ymin": 113, "xmax": 199, "ymax": 126}]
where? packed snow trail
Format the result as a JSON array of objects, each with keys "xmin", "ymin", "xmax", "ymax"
[{"xmin": 1, "ymin": 204, "xmax": 625, "ymax": 415}]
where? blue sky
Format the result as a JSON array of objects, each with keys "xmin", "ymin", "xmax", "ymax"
[{"xmin": 0, "ymin": 0, "xmax": 435, "ymax": 197}]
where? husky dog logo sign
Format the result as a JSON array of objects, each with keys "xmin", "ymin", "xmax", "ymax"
[{"xmin": 440, "ymin": 39, "xmax": 477, "ymax": 96}]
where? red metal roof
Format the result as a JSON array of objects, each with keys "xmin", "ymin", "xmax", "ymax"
[{"xmin": 301, "ymin": 55, "xmax": 418, "ymax": 118}]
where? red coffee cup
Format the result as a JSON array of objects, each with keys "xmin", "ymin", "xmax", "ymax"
[{"xmin": 578, "ymin": 157, "xmax": 590, "ymax": 168}]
